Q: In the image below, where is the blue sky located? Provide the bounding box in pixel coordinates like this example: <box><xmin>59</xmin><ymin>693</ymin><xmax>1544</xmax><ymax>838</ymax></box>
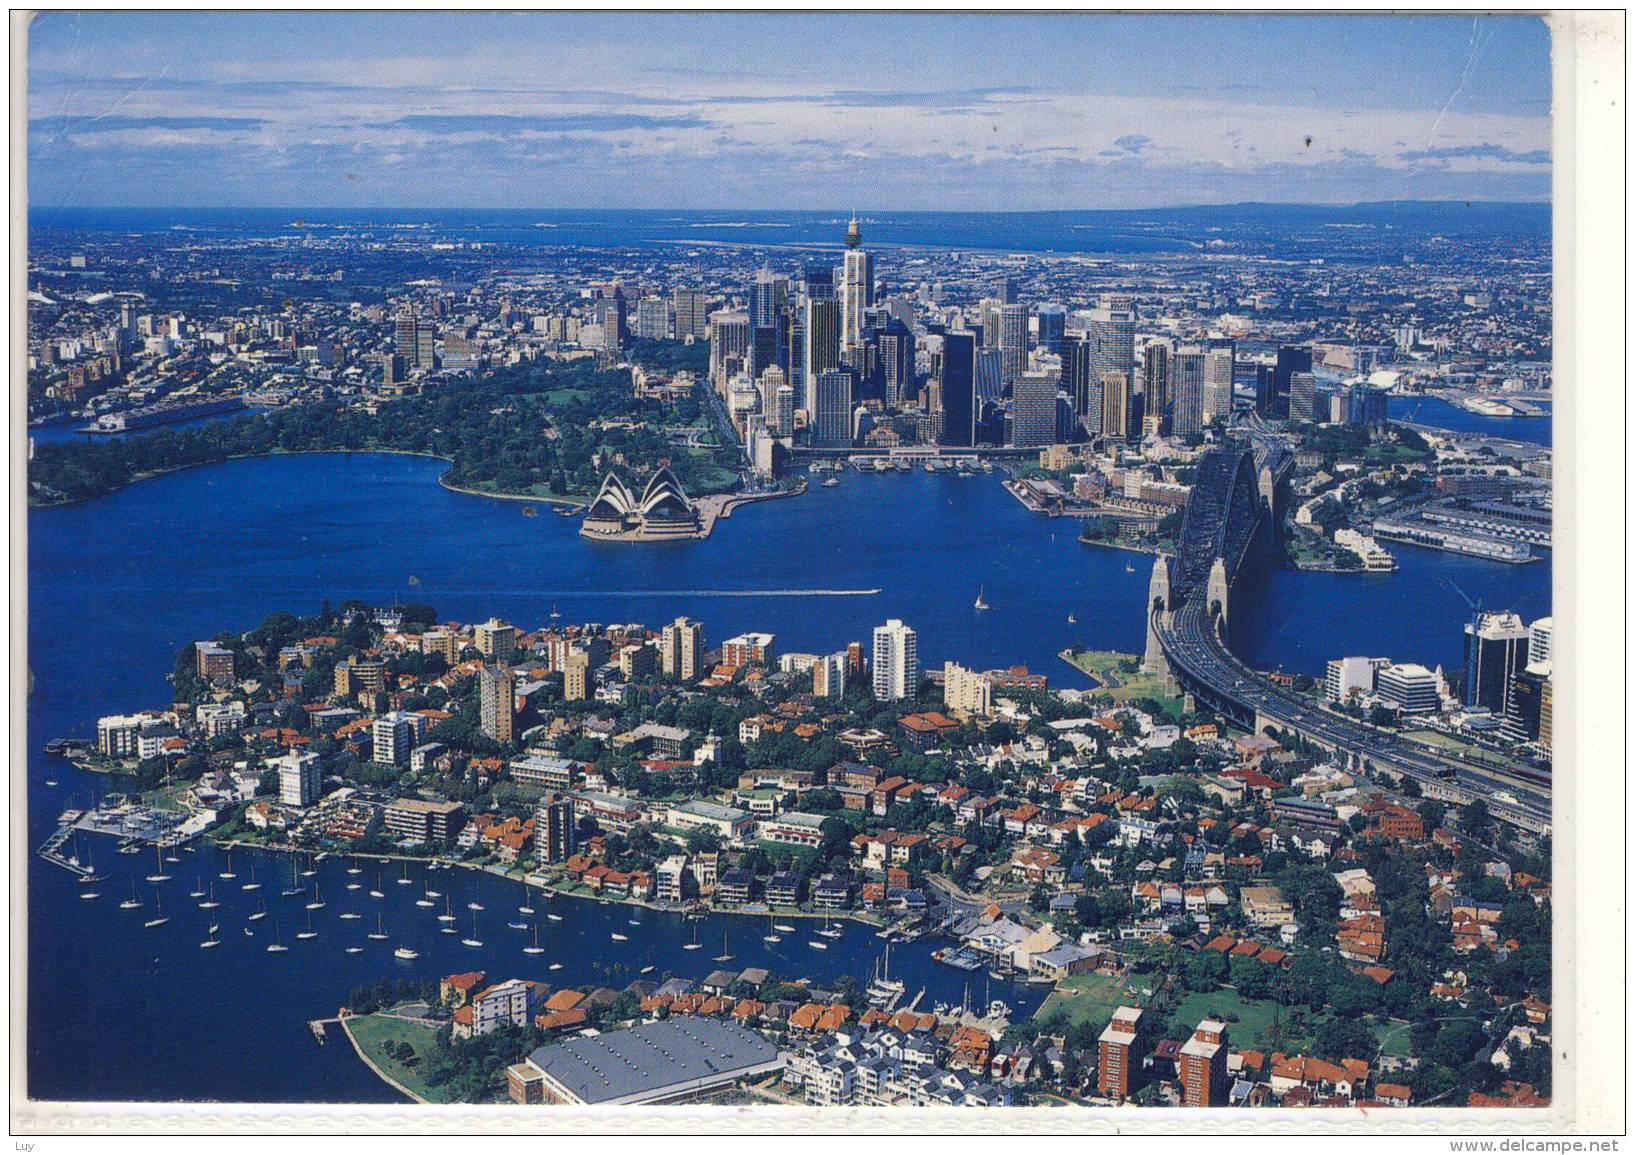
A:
<box><xmin>27</xmin><ymin>12</ymin><xmax>1553</xmax><ymax>210</ymax></box>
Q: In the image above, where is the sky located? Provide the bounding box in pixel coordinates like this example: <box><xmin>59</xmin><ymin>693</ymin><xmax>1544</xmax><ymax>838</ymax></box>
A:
<box><xmin>26</xmin><ymin>12</ymin><xmax>1554</xmax><ymax>211</ymax></box>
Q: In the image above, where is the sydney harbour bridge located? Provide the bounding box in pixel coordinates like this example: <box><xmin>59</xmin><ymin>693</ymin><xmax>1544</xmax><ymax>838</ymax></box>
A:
<box><xmin>1141</xmin><ymin>444</ymin><xmax>1551</xmax><ymax>835</ymax></box>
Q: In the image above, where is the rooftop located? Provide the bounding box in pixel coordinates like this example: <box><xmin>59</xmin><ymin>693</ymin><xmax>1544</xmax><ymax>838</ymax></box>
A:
<box><xmin>524</xmin><ymin>1016</ymin><xmax>781</xmax><ymax>1106</ymax></box>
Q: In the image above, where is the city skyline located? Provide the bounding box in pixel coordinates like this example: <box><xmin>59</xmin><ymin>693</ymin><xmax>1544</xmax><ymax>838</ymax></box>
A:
<box><xmin>28</xmin><ymin>12</ymin><xmax>1551</xmax><ymax>210</ymax></box>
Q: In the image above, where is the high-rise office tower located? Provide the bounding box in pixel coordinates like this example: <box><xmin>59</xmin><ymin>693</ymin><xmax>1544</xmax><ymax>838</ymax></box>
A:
<box><xmin>756</xmin><ymin>365</ymin><xmax>794</xmax><ymax>436</ymax></box>
<box><xmin>1010</xmin><ymin>370</ymin><xmax>1059</xmax><ymax>448</ymax></box>
<box><xmin>998</xmin><ymin>303</ymin><xmax>1029</xmax><ymax>387</ymax></box>
<box><xmin>396</xmin><ymin>310</ymin><xmax>424</xmax><ymax>370</ymax></box>
<box><xmin>1171</xmin><ymin>345</ymin><xmax>1206</xmax><ymax>436</ymax></box>
<box><xmin>749</xmin><ymin>324</ymin><xmax>780</xmax><ymax>379</ymax></box>
<box><xmin>635</xmin><ymin>295</ymin><xmax>670</xmax><ymax>340</ymax></box>
<box><xmin>840</xmin><ymin>215</ymin><xmax>875</xmax><ymax>364</ymax></box>
<box><xmin>937</xmin><ymin>331</ymin><xmax>977</xmax><ymax>447</ymax></box>
<box><xmin>1035</xmin><ymin>305</ymin><xmax>1067</xmax><ymax>356</ymax></box>
<box><xmin>1141</xmin><ymin>338</ymin><xmax>1173</xmax><ymax>433</ymax></box>
<box><xmin>1273</xmin><ymin>344</ymin><xmax>1314</xmax><ymax>418</ymax></box>
<box><xmin>660</xmin><ymin>617</ymin><xmax>705</xmax><ymax>682</ymax></box>
<box><xmin>1204</xmin><ymin>346</ymin><xmax>1235</xmax><ymax>424</ymax></box>
<box><xmin>1101</xmin><ymin>371</ymin><xmax>1131</xmax><ymax>441</ymax></box>
<box><xmin>878</xmin><ymin>319</ymin><xmax>915</xmax><ymax>407</ymax></box>
<box><xmin>993</xmin><ymin>275</ymin><xmax>1018</xmax><ymax>305</ymax></box>
<box><xmin>871</xmin><ymin>619</ymin><xmax>919</xmax><ymax>702</ymax></box>
<box><xmin>750</xmin><ymin>267</ymin><xmax>785</xmax><ymax>329</ymax></box>
<box><xmin>1288</xmin><ymin>371</ymin><xmax>1318</xmax><ymax>421</ymax></box>
<box><xmin>1061</xmin><ymin>333</ymin><xmax>1093</xmax><ymax>424</ymax></box>
<box><xmin>1464</xmin><ymin>611</ymin><xmax>1529</xmax><ymax>714</ymax></box>
<box><xmin>812</xmin><ymin>368</ymin><xmax>855</xmax><ymax>448</ymax></box>
<box><xmin>974</xmin><ymin>347</ymin><xmax>1005</xmax><ymax>405</ymax></box>
<box><xmin>709</xmin><ymin>312</ymin><xmax>752</xmax><ymax>393</ymax></box>
<box><xmin>1088</xmin><ymin>299</ymin><xmax>1136</xmax><ymax>396</ymax></box>
<box><xmin>803</xmin><ymin>297</ymin><xmax>842</xmax><ymax>413</ymax></box>
<box><xmin>479</xmin><ymin>664</ymin><xmax>514</xmax><ymax>743</ymax></box>
<box><xmin>672</xmin><ymin>288</ymin><xmax>712</xmax><ymax>340</ymax></box>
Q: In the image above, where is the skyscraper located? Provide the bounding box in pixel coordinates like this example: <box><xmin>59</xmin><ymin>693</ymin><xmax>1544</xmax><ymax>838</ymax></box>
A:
<box><xmin>709</xmin><ymin>312</ymin><xmax>752</xmax><ymax>393</ymax></box>
<box><xmin>479</xmin><ymin>664</ymin><xmax>514</xmax><ymax>743</ymax></box>
<box><xmin>1204</xmin><ymin>346</ymin><xmax>1235</xmax><ymax>424</ymax></box>
<box><xmin>1171</xmin><ymin>346</ymin><xmax>1206</xmax><ymax>436</ymax></box>
<box><xmin>1141</xmin><ymin>338</ymin><xmax>1172</xmax><ymax>432</ymax></box>
<box><xmin>1288</xmin><ymin>371</ymin><xmax>1318</xmax><ymax>421</ymax></box>
<box><xmin>937</xmin><ymin>331</ymin><xmax>977</xmax><ymax>447</ymax></box>
<box><xmin>672</xmin><ymin>288</ymin><xmax>712</xmax><ymax>340</ymax></box>
<box><xmin>1273</xmin><ymin>344</ymin><xmax>1314</xmax><ymax>418</ymax></box>
<box><xmin>1035</xmin><ymin>305</ymin><xmax>1067</xmax><ymax>355</ymax></box>
<box><xmin>871</xmin><ymin>619</ymin><xmax>919</xmax><ymax>702</ymax></box>
<box><xmin>812</xmin><ymin>368</ymin><xmax>855</xmax><ymax>448</ymax></box>
<box><xmin>1464</xmin><ymin>611</ymin><xmax>1529</xmax><ymax>714</ymax></box>
<box><xmin>660</xmin><ymin>617</ymin><xmax>705</xmax><ymax>682</ymax></box>
<box><xmin>1088</xmin><ymin>299</ymin><xmax>1136</xmax><ymax>396</ymax></box>
<box><xmin>635</xmin><ymin>296</ymin><xmax>670</xmax><ymax>341</ymax></box>
<box><xmin>1101</xmin><ymin>371</ymin><xmax>1131</xmax><ymax>442</ymax></box>
<box><xmin>1010</xmin><ymin>370</ymin><xmax>1059</xmax><ymax>448</ymax></box>
<box><xmin>563</xmin><ymin>649</ymin><xmax>591</xmax><ymax>702</ymax></box>
<box><xmin>877</xmin><ymin>318</ymin><xmax>915</xmax><ymax>407</ymax></box>
<box><xmin>1061</xmin><ymin>333</ymin><xmax>1095</xmax><ymax>428</ymax></box>
<box><xmin>997</xmin><ymin>303</ymin><xmax>1029</xmax><ymax>387</ymax></box>
<box><xmin>474</xmin><ymin>618</ymin><xmax>517</xmax><ymax>662</ymax></box>
<box><xmin>803</xmin><ymin>296</ymin><xmax>842</xmax><ymax>413</ymax></box>
<box><xmin>840</xmin><ymin>215</ymin><xmax>875</xmax><ymax>364</ymax></box>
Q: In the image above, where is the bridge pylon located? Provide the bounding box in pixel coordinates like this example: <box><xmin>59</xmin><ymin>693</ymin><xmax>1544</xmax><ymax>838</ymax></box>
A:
<box><xmin>1142</xmin><ymin>555</ymin><xmax>1173</xmax><ymax>686</ymax></box>
<box><xmin>1206</xmin><ymin>557</ymin><xmax>1231</xmax><ymax>629</ymax></box>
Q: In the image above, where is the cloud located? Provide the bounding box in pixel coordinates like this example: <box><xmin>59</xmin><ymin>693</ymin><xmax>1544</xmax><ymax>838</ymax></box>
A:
<box><xmin>1398</xmin><ymin>142</ymin><xmax>1549</xmax><ymax>164</ymax></box>
<box><xmin>820</xmin><ymin>86</ymin><xmax>1032</xmax><ymax>109</ymax></box>
<box><xmin>388</xmin><ymin>113</ymin><xmax>711</xmax><ymax>133</ymax></box>
<box><xmin>1109</xmin><ymin>133</ymin><xmax>1152</xmax><ymax>155</ymax></box>
<box><xmin>31</xmin><ymin>115</ymin><xmax>267</xmax><ymax>136</ymax></box>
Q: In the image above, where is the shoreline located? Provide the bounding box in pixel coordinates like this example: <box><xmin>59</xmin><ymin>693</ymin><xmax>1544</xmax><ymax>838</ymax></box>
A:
<box><xmin>211</xmin><ymin>838</ymin><xmax>887</xmax><ymax>927</ymax></box>
<box><xmin>30</xmin><ymin>445</ymin><xmax>761</xmax><ymax>516</ymax></box>
<box><xmin>335</xmin><ymin>1011</ymin><xmax>428</xmax><ymax>1105</ymax></box>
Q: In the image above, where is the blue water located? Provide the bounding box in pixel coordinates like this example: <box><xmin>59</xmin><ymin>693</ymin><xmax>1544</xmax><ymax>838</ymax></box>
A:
<box><xmin>1387</xmin><ymin>396</ymin><xmax>1554</xmax><ymax>447</ymax></box>
<box><xmin>27</xmin><ymin>453</ymin><xmax>1549</xmax><ymax>1101</ymax></box>
<box><xmin>28</xmin><ymin>203</ymin><xmax>1551</xmax><ymax>257</ymax></box>
<box><xmin>28</xmin><ymin>408</ymin><xmax>274</xmax><ymax>447</ymax></box>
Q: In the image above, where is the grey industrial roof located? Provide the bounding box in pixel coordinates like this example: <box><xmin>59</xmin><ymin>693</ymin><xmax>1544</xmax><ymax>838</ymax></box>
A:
<box><xmin>525</xmin><ymin>1017</ymin><xmax>781</xmax><ymax>1105</ymax></box>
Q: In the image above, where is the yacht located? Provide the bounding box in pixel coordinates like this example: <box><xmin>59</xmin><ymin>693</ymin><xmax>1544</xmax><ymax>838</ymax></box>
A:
<box><xmin>218</xmin><ymin>852</ymin><xmax>236</xmax><ymax>881</ymax></box>
<box><xmin>280</xmin><ymin>860</ymin><xmax>306</xmax><ymax>897</ymax></box>
<box><xmin>523</xmin><ymin>924</ymin><xmax>545</xmax><ymax>956</ymax></box>
<box><xmin>346</xmin><ymin>865</ymin><xmax>362</xmax><ymax>876</ymax></box>
<box><xmin>200</xmin><ymin>925</ymin><xmax>220</xmax><ymax>950</ymax></box>
<box><xmin>198</xmin><ymin>883</ymin><xmax>219</xmax><ymax>910</ymax></box>
<box><xmin>368</xmin><ymin>915</ymin><xmax>389</xmax><ymax>942</ymax></box>
<box><xmin>143</xmin><ymin>895</ymin><xmax>169</xmax><ymax>929</ymax></box>
<box><xmin>241</xmin><ymin>866</ymin><xmax>261</xmax><ymax>892</ymax></box>
<box><xmin>610</xmin><ymin>932</ymin><xmax>629</xmax><ymax>942</ymax></box>
<box><xmin>682</xmin><ymin>922</ymin><xmax>702</xmax><ymax>951</ymax></box>
<box><xmin>468</xmin><ymin>901</ymin><xmax>485</xmax><ymax>912</ymax></box>
<box><xmin>146</xmin><ymin>845</ymin><xmax>172</xmax><ymax>883</ymax></box>
<box><xmin>345</xmin><ymin>882</ymin><xmax>362</xmax><ymax>891</ymax></box>
<box><xmin>437</xmin><ymin>896</ymin><xmax>456</xmax><ymax>923</ymax></box>
<box><xmin>396</xmin><ymin>864</ymin><xmax>413</xmax><ymax>886</ymax></box>
<box><xmin>305</xmin><ymin>884</ymin><xmax>326</xmax><ymax>910</ymax></box>
<box><xmin>393</xmin><ymin>946</ymin><xmax>419</xmax><ymax>961</ymax></box>
<box><xmin>808</xmin><ymin>940</ymin><xmax>828</xmax><ymax>950</ymax></box>
<box><xmin>249</xmin><ymin>900</ymin><xmax>268</xmax><ymax>921</ymax></box>
<box><xmin>546</xmin><ymin>912</ymin><xmax>564</xmax><ymax>923</ymax></box>
<box><xmin>713</xmin><ymin>930</ymin><xmax>734</xmax><ymax>962</ymax></box>
<box><xmin>548</xmin><ymin>962</ymin><xmax>563</xmax><ymax>971</ymax></box>
<box><xmin>79</xmin><ymin>889</ymin><xmax>99</xmax><ymax>900</ymax></box>
<box><xmin>345</xmin><ymin>946</ymin><xmax>364</xmax><ymax>954</ymax></box>
<box><xmin>640</xmin><ymin>965</ymin><xmax>656</xmax><ymax>975</ymax></box>
<box><xmin>973</xmin><ymin>587</ymin><xmax>991</xmax><ymax>611</ymax></box>
<box><xmin>774</xmin><ymin>923</ymin><xmax>796</xmax><ymax>934</ymax></box>
<box><xmin>1068</xmin><ymin>612</ymin><xmax>1077</xmax><ymax>624</ymax></box>
<box><xmin>461</xmin><ymin>913</ymin><xmax>483</xmax><ymax>948</ymax></box>
<box><xmin>339</xmin><ymin>912</ymin><xmax>362</xmax><ymax>921</ymax></box>
<box><xmin>189</xmin><ymin>878</ymin><xmax>206</xmax><ymax>899</ymax></box>
<box><xmin>297</xmin><ymin>911</ymin><xmax>318</xmax><ymax>940</ymax></box>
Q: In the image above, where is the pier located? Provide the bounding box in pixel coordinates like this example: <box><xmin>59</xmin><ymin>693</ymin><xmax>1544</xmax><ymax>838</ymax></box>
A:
<box><xmin>37</xmin><ymin>824</ymin><xmax>92</xmax><ymax>876</ymax></box>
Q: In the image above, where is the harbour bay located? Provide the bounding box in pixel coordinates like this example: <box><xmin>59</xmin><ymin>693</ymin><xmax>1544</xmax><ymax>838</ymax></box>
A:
<box><xmin>26</xmin><ymin>451</ymin><xmax>1550</xmax><ymax>1102</ymax></box>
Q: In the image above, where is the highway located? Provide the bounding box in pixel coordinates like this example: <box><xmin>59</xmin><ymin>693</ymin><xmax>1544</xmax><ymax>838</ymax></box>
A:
<box><xmin>1155</xmin><ymin>598</ymin><xmax>1552</xmax><ymax>833</ymax></box>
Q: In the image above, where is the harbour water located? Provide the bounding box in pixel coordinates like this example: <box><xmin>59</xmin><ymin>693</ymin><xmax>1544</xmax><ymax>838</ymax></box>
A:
<box><xmin>26</xmin><ymin>451</ymin><xmax>1550</xmax><ymax>1101</ymax></box>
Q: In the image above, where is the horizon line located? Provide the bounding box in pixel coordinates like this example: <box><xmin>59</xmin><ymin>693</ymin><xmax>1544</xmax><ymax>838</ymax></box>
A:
<box><xmin>31</xmin><ymin>197</ymin><xmax>1553</xmax><ymax>214</ymax></box>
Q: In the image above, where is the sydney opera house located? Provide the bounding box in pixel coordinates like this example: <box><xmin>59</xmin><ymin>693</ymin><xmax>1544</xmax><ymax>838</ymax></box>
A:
<box><xmin>580</xmin><ymin>467</ymin><xmax>703</xmax><ymax>540</ymax></box>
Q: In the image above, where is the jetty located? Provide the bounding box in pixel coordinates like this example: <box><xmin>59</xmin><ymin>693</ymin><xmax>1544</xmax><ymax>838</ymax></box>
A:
<box><xmin>37</xmin><ymin>823</ymin><xmax>92</xmax><ymax>876</ymax></box>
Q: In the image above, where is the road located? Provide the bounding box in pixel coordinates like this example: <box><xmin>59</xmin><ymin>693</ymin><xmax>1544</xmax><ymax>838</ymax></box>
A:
<box><xmin>1155</xmin><ymin>599</ymin><xmax>1551</xmax><ymax>832</ymax></box>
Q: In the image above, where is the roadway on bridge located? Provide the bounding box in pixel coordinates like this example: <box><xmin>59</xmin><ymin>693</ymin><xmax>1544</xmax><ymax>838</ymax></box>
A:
<box><xmin>1156</xmin><ymin>600</ymin><xmax>1551</xmax><ymax>831</ymax></box>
